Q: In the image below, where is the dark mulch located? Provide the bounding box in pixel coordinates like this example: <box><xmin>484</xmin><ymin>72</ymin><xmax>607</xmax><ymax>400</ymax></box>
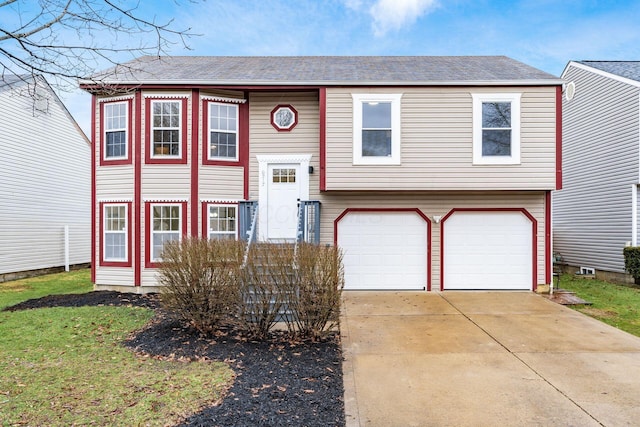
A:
<box><xmin>4</xmin><ymin>291</ymin><xmax>345</xmax><ymax>427</ymax></box>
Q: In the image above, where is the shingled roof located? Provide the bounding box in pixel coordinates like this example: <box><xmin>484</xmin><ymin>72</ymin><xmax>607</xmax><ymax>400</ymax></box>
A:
<box><xmin>578</xmin><ymin>61</ymin><xmax>640</xmax><ymax>83</ymax></box>
<box><xmin>81</xmin><ymin>56</ymin><xmax>561</xmax><ymax>87</ymax></box>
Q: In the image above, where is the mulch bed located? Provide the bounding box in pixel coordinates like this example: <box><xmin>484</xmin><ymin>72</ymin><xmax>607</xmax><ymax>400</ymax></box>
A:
<box><xmin>4</xmin><ymin>291</ymin><xmax>345</xmax><ymax>427</ymax></box>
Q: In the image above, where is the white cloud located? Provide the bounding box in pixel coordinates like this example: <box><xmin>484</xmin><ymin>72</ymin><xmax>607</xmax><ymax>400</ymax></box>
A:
<box><xmin>370</xmin><ymin>0</ymin><xmax>438</xmax><ymax>36</ymax></box>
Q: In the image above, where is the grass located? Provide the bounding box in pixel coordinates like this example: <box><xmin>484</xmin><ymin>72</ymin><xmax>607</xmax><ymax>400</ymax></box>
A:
<box><xmin>0</xmin><ymin>271</ymin><xmax>235</xmax><ymax>426</ymax></box>
<box><xmin>559</xmin><ymin>274</ymin><xmax>640</xmax><ymax>337</ymax></box>
<box><xmin>0</xmin><ymin>269</ymin><xmax>93</xmax><ymax>310</ymax></box>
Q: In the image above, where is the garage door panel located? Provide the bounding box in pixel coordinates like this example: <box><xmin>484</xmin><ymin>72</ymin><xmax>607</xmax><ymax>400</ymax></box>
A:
<box><xmin>444</xmin><ymin>211</ymin><xmax>532</xmax><ymax>290</ymax></box>
<box><xmin>338</xmin><ymin>212</ymin><xmax>428</xmax><ymax>290</ymax></box>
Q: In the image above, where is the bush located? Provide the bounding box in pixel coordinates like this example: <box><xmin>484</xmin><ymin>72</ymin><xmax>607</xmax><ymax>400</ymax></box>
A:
<box><xmin>158</xmin><ymin>238</ymin><xmax>345</xmax><ymax>341</ymax></box>
<box><xmin>237</xmin><ymin>243</ymin><xmax>296</xmax><ymax>339</ymax></box>
<box><xmin>286</xmin><ymin>243</ymin><xmax>344</xmax><ymax>341</ymax></box>
<box><xmin>624</xmin><ymin>246</ymin><xmax>640</xmax><ymax>284</ymax></box>
<box><xmin>158</xmin><ymin>237</ymin><xmax>244</xmax><ymax>335</ymax></box>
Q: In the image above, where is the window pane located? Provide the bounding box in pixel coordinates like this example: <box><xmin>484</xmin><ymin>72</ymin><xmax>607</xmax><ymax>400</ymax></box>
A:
<box><xmin>482</xmin><ymin>130</ymin><xmax>512</xmax><ymax>156</ymax></box>
<box><xmin>209</xmin><ymin>206</ymin><xmax>237</xmax><ymax>239</ymax></box>
<box><xmin>106</xmin><ymin>131</ymin><xmax>126</xmax><ymax>157</ymax></box>
<box><xmin>105</xmin><ymin>233</ymin><xmax>125</xmax><ymax>259</ymax></box>
<box><xmin>362</xmin><ymin>130</ymin><xmax>392</xmax><ymax>156</ymax></box>
<box><xmin>482</xmin><ymin>102</ymin><xmax>511</xmax><ymax>128</ymax></box>
<box><xmin>362</xmin><ymin>102</ymin><xmax>392</xmax><ymax>128</ymax></box>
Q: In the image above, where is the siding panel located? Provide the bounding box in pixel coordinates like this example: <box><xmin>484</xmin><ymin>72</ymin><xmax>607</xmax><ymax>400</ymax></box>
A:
<box><xmin>0</xmin><ymin>80</ymin><xmax>91</xmax><ymax>276</ymax></box>
<box><xmin>325</xmin><ymin>86</ymin><xmax>557</xmax><ymax>191</ymax></box>
<box><xmin>318</xmin><ymin>191</ymin><xmax>547</xmax><ymax>288</ymax></box>
<box><xmin>553</xmin><ymin>65</ymin><xmax>640</xmax><ymax>273</ymax></box>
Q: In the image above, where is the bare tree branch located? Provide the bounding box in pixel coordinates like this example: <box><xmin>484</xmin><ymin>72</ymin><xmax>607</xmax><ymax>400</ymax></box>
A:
<box><xmin>0</xmin><ymin>0</ymin><xmax>199</xmax><ymax>93</ymax></box>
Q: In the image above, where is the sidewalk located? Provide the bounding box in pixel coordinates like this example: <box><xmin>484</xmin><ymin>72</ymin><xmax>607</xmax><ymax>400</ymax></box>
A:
<box><xmin>341</xmin><ymin>291</ymin><xmax>640</xmax><ymax>426</ymax></box>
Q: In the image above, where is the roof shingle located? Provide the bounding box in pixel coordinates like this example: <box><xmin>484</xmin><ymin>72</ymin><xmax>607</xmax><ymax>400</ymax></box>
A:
<box><xmin>82</xmin><ymin>56</ymin><xmax>560</xmax><ymax>86</ymax></box>
<box><xmin>578</xmin><ymin>61</ymin><xmax>640</xmax><ymax>82</ymax></box>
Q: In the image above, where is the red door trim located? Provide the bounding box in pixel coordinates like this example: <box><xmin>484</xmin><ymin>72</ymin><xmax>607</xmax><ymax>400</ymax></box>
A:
<box><xmin>439</xmin><ymin>208</ymin><xmax>538</xmax><ymax>291</ymax></box>
<box><xmin>333</xmin><ymin>208</ymin><xmax>432</xmax><ymax>291</ymax></box>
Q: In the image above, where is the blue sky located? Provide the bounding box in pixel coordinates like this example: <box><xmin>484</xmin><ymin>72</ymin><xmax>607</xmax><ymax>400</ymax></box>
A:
<box><xmin>53</xmin><ymin>0</ymin><xmax>640</xmax><ymax>135</ymax></box>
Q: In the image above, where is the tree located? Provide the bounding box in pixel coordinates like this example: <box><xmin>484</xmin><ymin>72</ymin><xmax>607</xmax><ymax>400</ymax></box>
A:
<box><xmin>0</xmin><ymin>0</ymin><xmax>196</xmax><ymax>92</ymax></box>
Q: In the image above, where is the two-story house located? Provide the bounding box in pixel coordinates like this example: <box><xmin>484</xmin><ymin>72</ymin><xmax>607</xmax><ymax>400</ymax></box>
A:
<box><xmin>80</xmin><ymin>56</ymin><xmax>562</xmax><ymax>293</ymax></box>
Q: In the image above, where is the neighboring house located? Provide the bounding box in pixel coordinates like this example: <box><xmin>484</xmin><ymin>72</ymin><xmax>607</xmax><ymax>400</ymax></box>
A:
<box><xmin>554</xmin><ymin>61</ymin><xmax>640</xmax><ymax>283</ymax></box>
<box><xmin>0</xmin><ymin>75</ymin><xmax>91</xmax><ymax>282</ymax></box>
<box><xmin>79</xmin><ymin>56</ymin><xmax>562</xmax><ymax>293</ymax></box>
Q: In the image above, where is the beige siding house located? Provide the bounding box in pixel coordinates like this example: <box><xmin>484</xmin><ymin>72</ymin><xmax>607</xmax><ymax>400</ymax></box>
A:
<box><xmin>81</xmin><ymin>56</ymin><xmax>562</xmax><ymax>292</ymax></box>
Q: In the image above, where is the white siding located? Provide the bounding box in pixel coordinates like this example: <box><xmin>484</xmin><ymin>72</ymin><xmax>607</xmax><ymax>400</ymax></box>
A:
<box><xmin>325</xmin><ymin>86</ymin><xmax>557</xmax><ymax>191</ymax></box>
<box><xmin>554</xmin><ymin>65</ymin><xmax>640</xmax><ymax>273</ymax></box>
<box><xmin>0</xmin><ymin>79</ymin><xmax>91</xmax><ymax>275</ymax></box>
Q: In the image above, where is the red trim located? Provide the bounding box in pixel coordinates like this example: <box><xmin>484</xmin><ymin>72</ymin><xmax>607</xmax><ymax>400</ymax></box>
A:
<box><xmin>99</xmin><ymin>202</ymin><xmax>133</xmax><ymax>267</ymax></box>
<box><xmin>242</xmin><ymin>93</ymin><xmax>250</xmax><ymax>199</ymax></box>
<box><xmin>90</xmin><ymin>95</ymin><xmax>96</xmax><ymax>284</ymax></box>
<box><xmin>144</xmin><ymin>97</ymin><xmax>188</xmax><ymax>164</ymax></box>
<box><xmin>556</xmin><ymin>86</ymin><xmax>563</xmax><ymax>190</ymax></box>
<box><xmin>270</xmin><ymin>104</ymin><xmax>298</xmax><ymax>131</ymax></box>
<box><xmin>191</xmin><ymin>89</ymin><xmax>200</xmax><ymax>237</ymax></box>
<box><xmin>99</xmin><ymin>98</ymin><xmax>133</xmax><ymax>166</ymax></box>
<box><xmin>319</xmin><ymin>88</ymin><xmax>326</xmax><ymax>192</ymax></box>
<box><xmin>134</xmin><ymin>92</ymin><xmax>142</xmax><ymax>286</ymax></box>
<box><xmin>144</xmin><ymin>201</ymin><xmax>188</xmax><ymax>269</ymax></box>
<box><xmin>202</xmin><ymin>98</ymin><xmax>243</xmax><ymax>167</ymax></box>
<box><xmin>333</xmin><ymin>208</ymin><xmax>432</xmax><ymax>291</ymax></box>
<box><xmin>439</xmin><ymin>208</ymin><xmax>538</xmax><ymax>291</ymax></box>
<box><xmin>545</xmin><ymin>191</ymin><xmax>552</xmax><ymax>285</ymax></box>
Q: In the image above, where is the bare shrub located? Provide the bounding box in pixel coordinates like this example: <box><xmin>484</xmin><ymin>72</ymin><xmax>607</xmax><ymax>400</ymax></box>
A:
<box><xmin>286</xmin><ymin>243</ymin><xmax>344</xmax><ymax>340</ymax></box>
<box><xmin>158</xmin><ymin>237</ymin><xmax>244</xmax><ymax>335</ymax></box>
<box><xmin>237</xmin><ymin>243</ymin><xmax>296</xmax><ymax>339</ymax></box>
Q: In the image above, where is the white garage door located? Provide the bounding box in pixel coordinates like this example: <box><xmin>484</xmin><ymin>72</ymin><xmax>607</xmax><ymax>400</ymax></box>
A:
<box><xmin>337</xmin><ymin>211</ymin><xmax>428</xmax><ymax>290</ymax></box>
<box><xmin>443</xmin><ymin>211</ymin><xmax>533</xmax><ymax>290</ymax></box>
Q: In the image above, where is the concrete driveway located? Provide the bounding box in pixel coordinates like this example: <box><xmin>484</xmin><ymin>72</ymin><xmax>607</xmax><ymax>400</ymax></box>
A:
<box><xmin>340</xmin><ymin>291</ymin><xmax>640</xmax><ymax>427</ymax></box>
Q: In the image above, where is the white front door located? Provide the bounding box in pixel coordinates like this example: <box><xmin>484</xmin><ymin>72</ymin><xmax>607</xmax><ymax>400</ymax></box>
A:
<box><xmin>257</xmin><ymin>154</ymin><xmax>311</xmax><ymax>242</ymax></box>
<box><xmin>266</xmin><ymin>164</ymin><xmax>300</xmax><ymax>240</ymax></box>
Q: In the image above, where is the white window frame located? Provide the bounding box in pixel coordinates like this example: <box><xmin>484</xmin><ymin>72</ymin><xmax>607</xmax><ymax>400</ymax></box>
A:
<box><xmin>208</xmin><ymin>102</ymin><xmax>239</xmax><ymax>161</ymax></box>
<box><xmin>352</xmin><ymin>93</ymin><xmax>402</xmax><ymax>165</ymax></box>
<box><xmin>208</xmin><ymin>204</ymin><xmax>238</xmax><ymax>240</ymax></box>
<box><xmin>472</xmin><ymin>93</ymin><xmax>521</xmax><ymax>165</ymax></box>
<box><xmin>151</xmin><ymin>203</ymin><xmax>182</xmax><ymax>262</ymax></box>
<box><xmin>103</xmin><ymin>101</ymin><xmax>128</xmax><ymax>160</ymax></box>
<box><xmin>150</xmin><ymin>100</ymin><xmax>182</xmax><ymax>158</ymax></box>
<box><xmin>103</xmin><ymin>204</ymin><xmax>128</xmax><ymax>262</ymax></box>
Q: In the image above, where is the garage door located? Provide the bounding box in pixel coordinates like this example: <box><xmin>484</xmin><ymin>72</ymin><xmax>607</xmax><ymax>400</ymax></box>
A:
<box><xmin>337</xmin><ymin>211</ymin><xmax>428</xmax><ymax>290</ymax></box>
<box><xmin>443</xmin><ymin>211</ymin><xmax>533</xmax><ymax>290</ymax></box>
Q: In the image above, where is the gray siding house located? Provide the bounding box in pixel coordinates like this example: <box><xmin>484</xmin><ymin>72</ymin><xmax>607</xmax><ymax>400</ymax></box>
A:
<box><xmin>80</xmin><ymin>56</ymin><xmax>562</xmax><ymax>293</ymax></box>
<box><xmin>0</xmin><ymin>75</ymin><xmax>91</xmax><ymax>281</ymax></box>
<box><xmin>554</xmin><ymin>61</ymin><xmax>640</xmax><ymax>282</ymax></box>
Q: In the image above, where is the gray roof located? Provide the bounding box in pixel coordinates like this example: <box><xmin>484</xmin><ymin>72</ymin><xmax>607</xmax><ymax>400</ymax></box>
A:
<box><xmin>578</xmin><ymin>61</ymin><xmax>640</xmax><ymax>82</ymax></box>
<box><xmin>82</xmin><ymin>56</ymin><xmax>561</xmax><ymax>87</ymax></box>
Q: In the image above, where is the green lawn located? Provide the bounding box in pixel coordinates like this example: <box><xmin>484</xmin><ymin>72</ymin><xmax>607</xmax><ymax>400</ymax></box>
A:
<box><xmin>0</xmin><ymin>271</ymin><xmax>234</xmax><ymax>426</ymax></box>
<box><xmin>0</xmin><ymin>269</ymin><xmax>93</xmax><ymax>310</ymax></box>
<box><xmin>559</xmin><ymin>274</ymin><xmax>640</xmax><ymax>337</ymax></box>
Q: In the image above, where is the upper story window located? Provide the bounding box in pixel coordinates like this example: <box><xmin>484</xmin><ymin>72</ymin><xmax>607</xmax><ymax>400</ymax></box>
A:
<box><xmin>352</xmin><ymin>94</ymin><xmax>402</xmax><ymax>165</ymax></box>
<box><xmin>152</xmin><ymin>100</ymin><xmax>181</xmax><ymax>157</ymax></box>
<box><xmin>100</xmin><ymin>98</ymin><xmax>132</xmax><ymax>165</ymax></box>
<box><xmin>472</xmin><ymin>93</ymin><xmax>521</xmax><ymax>165</ymax></box>
<box><xmin>145</xmin><ymin>96</ymin><xmax>188</xmax><ymax>164</ymax></box>
<box><xmin>208</xmin><ymin>102</ymin><xmax>238</xmax><ymax>161</ymax></box>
